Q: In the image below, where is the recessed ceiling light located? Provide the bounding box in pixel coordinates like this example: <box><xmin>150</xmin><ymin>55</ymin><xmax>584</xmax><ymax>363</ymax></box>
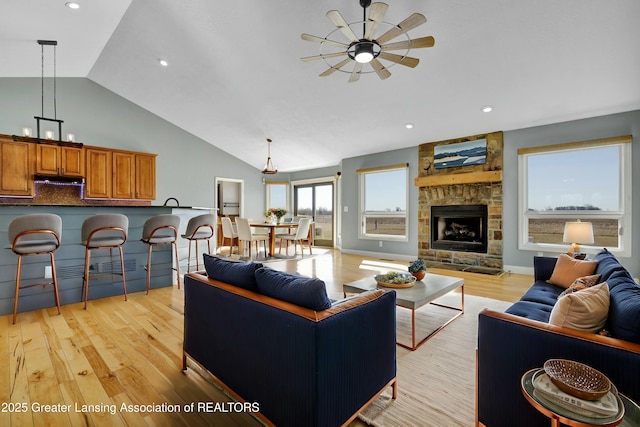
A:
<box><xmin>158</xmin><ymin>58</ymin><xmax>168</xmax><ymax>67</ymax></box>
<box><xmin>482</xmin><ymin>105</ymin><xmax>493</xmax><ymax>113</ymax></box>
<box><xmin>405</xmin><ymin>123</ymin><xmax>414</xmax><ymax>129</ymax></box>
<box><xmin>65</xmin><ymin>2</ymin><xmax>80</xmax><ymax>9</ymax></box>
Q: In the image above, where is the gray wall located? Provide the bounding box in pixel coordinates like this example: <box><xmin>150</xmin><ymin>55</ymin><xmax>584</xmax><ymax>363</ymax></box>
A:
<box><xmin>340</xmin><ymin>146</ymin><xmax>419</xmax><ymax>259</ymax></box>
<box><xmin>503</xmin><ymin>110</ymin><xmax>640</xmax><ymax>276</ymax></box>
<box><xmin>0</xmin><ymin>77</ymin><xmax>265</xmax><ymax>215</ymax></box>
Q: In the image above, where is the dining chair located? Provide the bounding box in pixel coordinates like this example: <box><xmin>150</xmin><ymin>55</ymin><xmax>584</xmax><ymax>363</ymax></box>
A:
<box><xmin>8</xmin><ymin>213</ymin><xmax>62</xmax><ymax>323</ymax></box>
<box><xmin>235</xmin><ymin>217</ymin><xmax>268</xmax><ymax>259</ymax></box>
<box><xmin>277</xmin><ymin>217</ymin><xmax>313</xmax><ymax>256</ymax></box>
<box><xmin>220</xmin><ymin>216</ymin><xmax>239</xmax><ymax>255</ymax></box>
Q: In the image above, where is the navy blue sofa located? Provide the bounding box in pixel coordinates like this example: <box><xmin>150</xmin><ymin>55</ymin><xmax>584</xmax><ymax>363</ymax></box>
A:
<box><xmin>183</xmin><ymin>265</ymin><xmax>397</xmax><ymax>427</ymax></box>
<box><xmin>477</xmin><ymin>249</ymin><xmax>640</xmax><ymax>427</ymax></box>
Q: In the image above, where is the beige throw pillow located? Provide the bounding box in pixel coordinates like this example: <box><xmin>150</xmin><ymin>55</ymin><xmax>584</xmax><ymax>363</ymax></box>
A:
<box><xmin>549</xmin><ymin>282</ymin><xmax>610</xmax><ymax>333</ymax></box>
<box><xmin>547</xmin><ymin>254</ymin><xmax>598</xmax><ymax>288</ymax></box>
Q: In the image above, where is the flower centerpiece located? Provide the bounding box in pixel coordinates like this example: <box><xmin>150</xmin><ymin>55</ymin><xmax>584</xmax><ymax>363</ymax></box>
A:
<box><xmin>408</xmin><ymin>258</ymin><xmax>427</xmax><ymax>280</ymax></box>
<box><xmin>265</xmin><ymin>208</ymin><xmax>287</xmax><ymax>224</ymax></box>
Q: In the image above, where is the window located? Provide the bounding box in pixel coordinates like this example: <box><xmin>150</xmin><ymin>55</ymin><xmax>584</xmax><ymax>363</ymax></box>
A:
<box><xmin>358</xmin><ymin>163</ymin><xmax>408</xmax><ymax>241</ymax></box>
<box><xmin>518</xmin><ymin>135</ymin><xmax>632</xmax><ymax>256</ymax></box>
<box><xmin>266</xmin><ymin>182</ymin><xmax>288</xmax><ymax>210</ymax></box>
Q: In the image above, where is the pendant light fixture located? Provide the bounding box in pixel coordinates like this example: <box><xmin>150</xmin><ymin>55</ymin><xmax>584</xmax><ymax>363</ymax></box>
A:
<box><xmin>34</xmin><ymin>39</ymin><xmax>64</xmax><ymax>142</ymax></box>
<box><xmin>261</xmin><ymin>138</ymin><xmax>278</xmax><ymax>175</ymax></box>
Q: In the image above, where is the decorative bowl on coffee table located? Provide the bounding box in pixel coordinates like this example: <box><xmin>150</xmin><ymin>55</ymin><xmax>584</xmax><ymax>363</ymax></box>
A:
<box><xmin>375</xmin><ymin>272</ymin><xmax>417</xmax><ymax>289</ymax></box>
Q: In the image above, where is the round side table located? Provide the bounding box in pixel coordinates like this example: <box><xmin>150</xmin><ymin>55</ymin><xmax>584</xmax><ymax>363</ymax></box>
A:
<box><xmin>520</xmin><ymin>369</ymin><xmax>640</xmax><ymax>427</ymax></box>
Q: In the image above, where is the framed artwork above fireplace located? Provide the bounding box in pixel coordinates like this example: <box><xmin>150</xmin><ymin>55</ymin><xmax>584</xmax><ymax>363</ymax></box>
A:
<box><xmin>434</xmin><ymin>139</ymin><xmax>487</xmax><ymax>169</ymax></box>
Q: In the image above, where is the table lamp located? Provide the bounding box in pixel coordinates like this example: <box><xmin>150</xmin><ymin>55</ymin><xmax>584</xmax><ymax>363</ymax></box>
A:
<box><xmin>563</xmin><ymin>220</ymin><xmax>594</xmax><ymax>257</ymax></box>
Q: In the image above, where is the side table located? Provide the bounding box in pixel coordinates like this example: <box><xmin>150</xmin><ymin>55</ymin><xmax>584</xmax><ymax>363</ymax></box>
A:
<box><xmin>521</xmin><ymin>369</ymin><xmax>640</xmax><ymax>427</ymax></box>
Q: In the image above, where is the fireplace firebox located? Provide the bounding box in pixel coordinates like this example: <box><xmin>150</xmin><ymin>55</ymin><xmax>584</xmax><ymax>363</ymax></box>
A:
<box><xmin>431</xmin><ymin>204</ymin><xmax>488</xmax><ymax>253</ymax></box>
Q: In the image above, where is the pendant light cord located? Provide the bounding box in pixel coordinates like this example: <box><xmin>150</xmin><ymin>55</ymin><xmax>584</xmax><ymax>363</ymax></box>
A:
<box><xmin>53</xmin><ymin>44</ymin><xmax>57</xmax><ymax>120</ymax></box>
<box><xmin>40</xmin><ymin>42</ymin><xmax>58</xmax><ymax>119</ymax></box>
<box><xmin>41</xmin><ymin>43</ymin><xmax>44</xmax><ymax>117</ymax></box>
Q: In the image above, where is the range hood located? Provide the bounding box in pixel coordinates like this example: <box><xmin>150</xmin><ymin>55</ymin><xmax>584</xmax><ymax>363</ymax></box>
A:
<box><xmin>34</xmin><ymin>174</ymin><xmax>85</xmax><ymax>184</ymax></box>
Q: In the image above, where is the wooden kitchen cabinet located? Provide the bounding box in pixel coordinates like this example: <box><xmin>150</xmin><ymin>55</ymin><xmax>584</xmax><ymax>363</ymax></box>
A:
<box><xmin>135</xmin><ymin>153</ymin><xmax>156</xmax><ymax>200</ymax></box>
<box><xmin>112</xmin><ymin>151</ymin><xmax>135</xmax><ymax>199</ymax></box>
<box><xmin>36</xmin><ymin>144</ymin><xmax>84</xmax><ymax>177</ymax></box>
<box><xmin>85</xmin><ymin>147</ymin><xmax>112</xmax><ymax>199</ymax></box>
<box><xmin>0</xmin><ymin>138</ymin><xmax>34</xmax><ymax>196</ymax></box>
<box><xmin>85</xmin><ymin>147</ymin><xmax>156</xmax><ymax>200</ymax></box>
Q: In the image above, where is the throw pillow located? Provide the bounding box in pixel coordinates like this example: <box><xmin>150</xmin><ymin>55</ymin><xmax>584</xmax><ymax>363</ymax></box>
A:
<box><xmin>558</xmin><ymin>274</ymin><xmax>602</xmax><ymax>298</ymax></box>
<box><xmin>255</xmin><ymin>267</ymin><xmax>332</xmax><ymax>311</ymax></box>
<box><xmin>547</xmin><ymin>254</ymin><xmax>598</xmax><ymax>288</ymax></box>
<box><xmin>202</xmin><ymin>253</ymin><xmax>263</xmax><ymax>292</ymax></box>
<box><xmin>549</xmin><ymin>282</ymin><xmax>610</xmax><ymax>333</ymax></box>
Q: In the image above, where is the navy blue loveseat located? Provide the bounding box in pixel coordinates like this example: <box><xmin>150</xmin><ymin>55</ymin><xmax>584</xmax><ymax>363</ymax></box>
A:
<box><xmin>477</xmin><ymin>249</ymin><xmax>640</xmax><ymax>427</ymax></box>
<box><xmin>182</xmin><ymin>255</ymin><xmax>397</xmax><ymax>427</ymax></box>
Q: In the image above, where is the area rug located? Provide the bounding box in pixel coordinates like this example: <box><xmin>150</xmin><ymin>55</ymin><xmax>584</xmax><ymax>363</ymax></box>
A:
<box><xmin>358</xmin><ymin>293</ymin><xmax>511</xmax><ymax>427</ymax></box>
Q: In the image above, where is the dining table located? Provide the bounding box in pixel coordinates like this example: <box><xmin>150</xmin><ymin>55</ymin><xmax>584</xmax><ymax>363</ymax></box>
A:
<box><xmin>250</xmin><ymin>222</ymin><xmax>299</xmax><ymax>257</ymax></box>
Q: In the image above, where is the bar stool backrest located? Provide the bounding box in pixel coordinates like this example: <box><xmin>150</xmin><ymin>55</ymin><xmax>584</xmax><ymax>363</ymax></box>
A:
<box><xmin>82</xmin><ymin>214</ymin><xmax>128</xmax><ymax>248</ymax></box>
<box><xmin>142</xmin><ymin>214</ymin><xmax>180</xmax><ymax>242</ymax></box>
<box><xmin>183</xmin><ymin>214</ymin><xmax>215</xmax><ymax>240</ymax></box>
<box><xmin>8</xmin><ymin>213</ymin><xmax>62</xmax><ymax>251</ymax></box>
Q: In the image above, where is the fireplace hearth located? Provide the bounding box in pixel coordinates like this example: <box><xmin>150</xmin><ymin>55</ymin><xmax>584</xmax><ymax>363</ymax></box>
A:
<box><xmin>431</xmin><ymin>204</ymin><xmax>488</xmax><ymax>253</ymax></box>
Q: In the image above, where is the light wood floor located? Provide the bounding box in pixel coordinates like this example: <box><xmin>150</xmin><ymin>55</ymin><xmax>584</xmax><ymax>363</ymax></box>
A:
<box><xmin>1</xmin><ymin>249</ymin><xmax>532</xmax><ymax>426</ymax></box>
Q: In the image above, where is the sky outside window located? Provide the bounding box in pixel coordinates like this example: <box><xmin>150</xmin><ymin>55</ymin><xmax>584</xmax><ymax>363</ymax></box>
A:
<box><xmin>526</xmin><ymin>146</ymin><xmax>620</xmax><ymax>211</ymax></box>
<box><xmin>365</xmin><ymin>169</ymin><xmax>407</xmax><ymax>212</ymax></box>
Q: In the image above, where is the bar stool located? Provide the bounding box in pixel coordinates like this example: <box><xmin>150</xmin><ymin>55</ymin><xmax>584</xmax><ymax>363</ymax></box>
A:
<box><xmin>8</xmin><ymin>214</ymin><xmax>62</xmax><ymax>324</ymax></box>
<box><xmin>141</xmin><ymin>214</ymin><xmax>181</xmax><ymax>293</ymax></box>
<box><xmin>182</xmin><ymin>213</ymin><xmax>215</xmax><ymax>272</ymax></box>
<box><xmin>81</xmin><ymin>214</ymin><xmax>128</xmax><ymax>309</ymax></box>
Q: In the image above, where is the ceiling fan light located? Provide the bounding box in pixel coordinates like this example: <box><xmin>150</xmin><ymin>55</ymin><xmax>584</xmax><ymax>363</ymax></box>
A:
<box><xmin>354</xmin><ymin>42</ymin><xmax>374</xmax><ymax>63</ymax></box>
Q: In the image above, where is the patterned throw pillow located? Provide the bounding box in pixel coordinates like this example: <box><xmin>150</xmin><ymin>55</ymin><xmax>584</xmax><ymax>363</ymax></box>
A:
<box><xmin>558</xmin><ymin>274</ymin><xmax>602</xmax><ymax>298</ymax></box>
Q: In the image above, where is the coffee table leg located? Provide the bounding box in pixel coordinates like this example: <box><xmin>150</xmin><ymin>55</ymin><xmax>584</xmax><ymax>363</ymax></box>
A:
<box><xmin>398</xmin><ymin>285</ymin><xmax>465</xmax><ymax>351</ymax></box>
<box><xmin>412</xmin><ymin>308</ymin><xmax>416</xmax><ymax>350</ymax></box>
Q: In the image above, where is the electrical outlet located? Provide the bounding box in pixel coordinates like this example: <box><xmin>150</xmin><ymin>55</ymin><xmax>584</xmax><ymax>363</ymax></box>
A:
<box><xmin>44</xmin><ymin>266</ymin><xmax>52</xmax><ymax>279</ymax></box>
<box><xmin>379</xmin><ymin>241</ymin><xmax>383</xmax><ymax>247</ymax></box>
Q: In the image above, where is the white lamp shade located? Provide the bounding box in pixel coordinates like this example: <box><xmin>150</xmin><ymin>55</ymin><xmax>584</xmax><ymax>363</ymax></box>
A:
<box><xmin>563</xmin><ymin>220</ymin><xmax>594</xmax><ymax>244</ymax></box>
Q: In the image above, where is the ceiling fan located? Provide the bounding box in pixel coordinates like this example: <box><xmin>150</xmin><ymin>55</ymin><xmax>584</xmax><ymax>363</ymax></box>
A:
<box><xmin>301</xmin><ymin>0</ymin><xmax>435</xmax><ymax>82</ymax></box>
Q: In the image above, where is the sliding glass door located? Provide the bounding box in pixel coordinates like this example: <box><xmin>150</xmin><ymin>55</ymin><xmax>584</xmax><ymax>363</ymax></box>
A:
<box><xmin>294</xmin><ymin>182</ymin><xmax>333</xmax><ymax>247</ymax></box>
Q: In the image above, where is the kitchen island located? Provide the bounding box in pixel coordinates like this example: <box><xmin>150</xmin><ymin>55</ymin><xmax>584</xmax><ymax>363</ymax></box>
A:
<box><xmin>0</xmin><ymin>205</ymin><xmax>216</xmax><ymax>318</ymax></box>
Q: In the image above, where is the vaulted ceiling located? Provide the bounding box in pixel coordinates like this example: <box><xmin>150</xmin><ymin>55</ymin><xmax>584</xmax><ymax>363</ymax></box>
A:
<box><xmin>2</xmin><ymin>0</ymin><xmax>639</xmax><ymax>172</ymax></box>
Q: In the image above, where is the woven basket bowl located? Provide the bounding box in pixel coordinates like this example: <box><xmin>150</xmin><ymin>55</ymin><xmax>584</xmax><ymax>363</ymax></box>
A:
<box><xmin>543</xmin><ymin>359</ymin><xmax>611</xmax><ymax>401</ymax></box>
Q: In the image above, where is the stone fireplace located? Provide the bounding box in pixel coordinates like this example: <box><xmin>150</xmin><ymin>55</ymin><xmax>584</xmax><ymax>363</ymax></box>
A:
<box><xmin>416</xmin><ymin>132</ymin><xmax>503</xmax><ymax>274</ymax></box>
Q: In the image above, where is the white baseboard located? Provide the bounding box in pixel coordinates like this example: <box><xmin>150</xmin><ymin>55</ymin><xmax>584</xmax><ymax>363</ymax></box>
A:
<box><xmin>340</xmin><ymin>248</ymin><xmax>416</xmax><ymax>262</ymax></box>
<box><xmin>503</xmin><ymin>264</ymin><xmax>534</xmax><ymax>275</ymax></box>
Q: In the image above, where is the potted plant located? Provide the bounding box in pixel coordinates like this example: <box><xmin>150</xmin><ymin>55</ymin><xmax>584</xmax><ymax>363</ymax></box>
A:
<box><xmin>408</xmin><ymin>258</ymin><xmax>427</xmax><ymax>280</ymax></box>
<box><xmin>266</xmin><ymin>208</ymin><xmax>288</xmax><ymax>224</ymax></box>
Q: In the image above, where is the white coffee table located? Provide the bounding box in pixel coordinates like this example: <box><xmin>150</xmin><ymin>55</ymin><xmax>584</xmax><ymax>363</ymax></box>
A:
<box><xmin>343</xmin><ymin>273</ymin><xmax>464</xmax><ymax>351</ymax></box>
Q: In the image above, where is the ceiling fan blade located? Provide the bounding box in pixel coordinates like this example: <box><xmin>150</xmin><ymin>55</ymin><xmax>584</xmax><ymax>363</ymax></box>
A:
<box><xmin>302</xmin><ymin>51</ymin><xmax>348</xmax><ymax>62</ymax></box>
<box><xmin>349</xmin><ymin>62</ymin><xmax>363</xmax><ymax>83</ymax></box>
<box><xmin>381</xmin><ymin>36</ymin><xmax>435</xmax><ymax>51</ymax></box>
<box><xmin>375</xmin><ymin>13</ymin><xmax>427</xmax><ymax>45</ymax></box>
<box><xmin>364</xmin><ymin>2</ymin><xmax>389</xmax><ymax>40</ymax></box>
<box><xmin>320</xmin><ymin>58</ymin><xmax>353</xmax><ymax>77</ymax></box>
<box><xmin>378</xmin><ymin>52</ymin><xmax>420</xmax><ymax>68</ymax></box>
<box><xmin>370</xmin><ymin>58</ymin><xmax>391</xmax><ymax>80</ymax></box>
<box><xmin>326</xmin><ymin>10</ymin><xmax>359</xmax><ymax>42</ymax></box>
<box><xmin>301</xmin><ymin>33</ymin><xmax>349</xmax><ymax>49</ymax></box>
